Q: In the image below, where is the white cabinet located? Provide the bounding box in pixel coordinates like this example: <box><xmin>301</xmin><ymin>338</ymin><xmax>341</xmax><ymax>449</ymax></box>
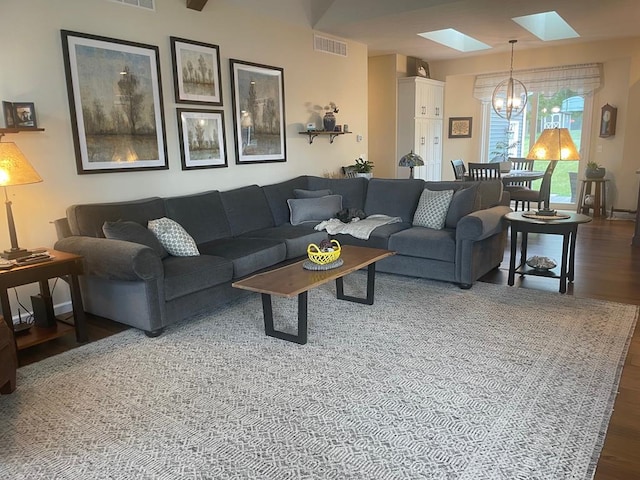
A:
<box><xmin>397</xmin><ymin>77</ymin><xmax>444</xmax><ymax>180</ymax></box>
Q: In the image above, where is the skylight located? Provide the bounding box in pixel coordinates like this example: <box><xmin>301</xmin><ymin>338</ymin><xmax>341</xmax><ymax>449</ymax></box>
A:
<box><xmin>418</xmin><ymin>28</ymin><xmax>491</xmax><ymax>53</ymax></box>
<box><xmin>512</xmin><ymin>11</ymin><xmax>579</xmax><ymax>41</ymax></box>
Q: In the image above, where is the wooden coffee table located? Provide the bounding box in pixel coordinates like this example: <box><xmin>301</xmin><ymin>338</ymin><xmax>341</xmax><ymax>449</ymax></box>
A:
<box><xmin>232</xmin><ymin>245</ymin><xmax>395</xmax><ymax>344</ymax></box>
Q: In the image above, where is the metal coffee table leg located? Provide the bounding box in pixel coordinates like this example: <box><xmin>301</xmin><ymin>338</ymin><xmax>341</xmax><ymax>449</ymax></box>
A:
<box><xmin>261</xmin><ymin>292</ymin><xmax>308</xmax><ymax>345</ymax></box>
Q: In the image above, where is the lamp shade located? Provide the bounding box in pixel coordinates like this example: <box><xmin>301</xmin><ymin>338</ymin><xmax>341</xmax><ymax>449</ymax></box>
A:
<box><xmin>398</xmin><ymin>150</ymin><xmax>424</xmax><ymax>168</ymax></box>
<box><xmin>525</xmin><ymin>128</ymin><xmax>580</xmax><ymax>161</ymax></box>
<box><xmin>0</xmin><ymin>142</ymin><xmax>43</xmax><ymax>186</ymax></box>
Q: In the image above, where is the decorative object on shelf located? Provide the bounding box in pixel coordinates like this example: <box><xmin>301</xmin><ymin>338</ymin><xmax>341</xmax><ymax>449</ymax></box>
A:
<box><xmin>61</xmin><ymin>30</ymin><xmax>168</xmax><ymax>174</ymax></box>
<box><xmin>170</xmin><ymin>37</ymin><xmax>223</xmax><ymax>106</ymax></box>
<box><xmin>585</xmin><ymin>161</ymin><xmax>605</xmax><ymax>179</ymax></box>
<box><xmin>306</xmin><ymin>123</ymin><xmax>316</xmax><ymax>131</ymax></box>
<box><xmin>0</xmin><ymin>139</ymin><xmax>43</xmax><ymax>259</ymax></box>
<box><xmin>398</xmin><ymin>150</ymin><xmax>424</xmax><ymax>179</ymax></box>
<box><xmin>230</xmin><ymin>59</ymin><xmax>286</xmax><ymax>164</ymax></box>
<box><xmin>448</xmin><ymin>117</ymin><xmax>472</xmax><ymax>138</ymax></box>
<box><xmin>307</xmin><ymin>239</ymin><xmax>341</xmax><ymax>265</ymax></box>
<box><xmin>322</xmin><ymin>102</ymin><xmax>338</xmax><ymax>132</ymax></box>
<box><xmin>176</xmin><ymin>109</ymin><xmax>227</xmax><ymax>170</ymax></box>
<box><xmin>12</xmin><ymin>103</ymin><xmax>37</xmax><ymax>128</ymax></box>
<box><xmin>525</xmin><ymin>127</ymin><xmax>580</xmax><ymax>210</ymax></box>
<box><xmin>526</xmin><ymin>255</ymin><xmax>557</xmax><ymax>271</ymax></box>
<box><xmin>352</xmin><ymin>156</ymin><xmax>374</xmax><ymax>178</ymax></box>
<box><xmin>492</xmin><ymin>40</ymin><xmax>527</xmax><ymax>121</ymax></box>
<box><xmin>407</xmin><ymin>56</ymin><xmax>430</xmax><ymax>78</ymax></box>
<box><xmin>2</xmin><ymin>102</ymin><xmax>14</xmax><ymax>128</ymax></box>
<box><xmin>599</xmin><ymin>104</ymin><xmax>617</xmax><ymax>138</ymax></box>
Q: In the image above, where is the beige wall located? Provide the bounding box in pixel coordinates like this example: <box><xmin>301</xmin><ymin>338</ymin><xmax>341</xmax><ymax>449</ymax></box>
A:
<box><xmin>431</xmin><ymin>37</ymin><xmax>640</xmax><ymax>210</ymax></box>
<box><xmin>1</xmin><ymin>0</ymin><xmax>368</xmax><ymax>315</ymax></box>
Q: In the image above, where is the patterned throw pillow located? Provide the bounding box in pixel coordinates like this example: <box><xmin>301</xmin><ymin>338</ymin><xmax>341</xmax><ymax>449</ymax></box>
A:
<box><xmin>147</xmin><ymin>217</ymin><xmax>199</xmax><ymax>257</ymax></box>
<box><xmin>412</xmin><ymin>189</ymin><xmax>454</xmax><ymax>230</ymax></box>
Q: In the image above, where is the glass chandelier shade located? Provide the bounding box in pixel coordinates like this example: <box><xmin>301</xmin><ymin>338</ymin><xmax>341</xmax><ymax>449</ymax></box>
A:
<box><xmin>491</xmin><ymin>40</ymin><xmax>528</xmax><ymax>121</ymax></box>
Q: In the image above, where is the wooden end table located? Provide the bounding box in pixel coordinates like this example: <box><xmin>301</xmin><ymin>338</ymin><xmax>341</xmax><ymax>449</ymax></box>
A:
<box><xmin>505</xmin><ymin>212</ymin><xmax>592</xmax><ymax>293</ymax></box>
<box><xmin>0</xmin><ymin>249</ymin><xmax>88</xmax><ymax>359</ymax></box>
<box><xmin>232</xmin><ymin>245</ymin><xmax>395</xmax><ymax>345</ymax></box>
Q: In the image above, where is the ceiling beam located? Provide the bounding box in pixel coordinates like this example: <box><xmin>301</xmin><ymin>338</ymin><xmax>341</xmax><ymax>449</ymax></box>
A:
<box><xmin>187</xmin><ymin>0</ymin><xmax>208</xmax><ymax>11</ymax></box>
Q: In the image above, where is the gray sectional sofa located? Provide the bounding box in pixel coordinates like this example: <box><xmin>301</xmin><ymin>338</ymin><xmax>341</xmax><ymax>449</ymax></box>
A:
<box><xmin>54</xmin><ymin>176</ymin><xmax>511</xmax><ymax>336</ymax></box>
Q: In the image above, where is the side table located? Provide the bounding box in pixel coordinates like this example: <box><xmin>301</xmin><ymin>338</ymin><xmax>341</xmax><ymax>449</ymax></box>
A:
<box><xmin>505</xmin><ymin>212</ymin><xmax>592</xmax><ymax>293</ymax></box>
<box><xmin>576</xmin><ymin>178</ymin><xmax>608</xmax><ymax>217</ymax></box>
<box><xmin>0</xmin><ymin>249</ymin><xmax>88</xmax><ymax>359</ymax></box>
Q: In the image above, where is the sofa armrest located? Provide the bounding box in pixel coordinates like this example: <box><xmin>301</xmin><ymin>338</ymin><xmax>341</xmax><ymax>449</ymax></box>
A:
<box><xmin>456</xmin><ymin>205</ymin><xmax>512</xmax><ymax>241</ymax></box>
<box><xmin>54</xmin><ymin>236</ymin><xmax>163</xmax><ymax>281</ymax></box>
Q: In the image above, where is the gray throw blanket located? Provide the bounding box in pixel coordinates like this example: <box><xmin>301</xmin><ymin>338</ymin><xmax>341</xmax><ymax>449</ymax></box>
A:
<box><xmin>314</xmin><ymin>214</ymin><xmax>402</xmax><ymax>240</ymax></box>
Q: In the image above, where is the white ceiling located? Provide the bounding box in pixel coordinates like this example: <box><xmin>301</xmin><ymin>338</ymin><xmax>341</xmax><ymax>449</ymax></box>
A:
<box><xmin>225</xmin><ymin>0</ymin><xmax>640</xmax><ymax>61</ymax></box>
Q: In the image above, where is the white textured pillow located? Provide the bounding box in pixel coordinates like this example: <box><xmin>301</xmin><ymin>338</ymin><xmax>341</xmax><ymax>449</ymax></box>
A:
<box><xmin>413</xmin><ymin>189</ymin><xmax>454</xmax><ymax>230</ymax></box>
<box><xmin>147</xmin><ymin>217</ymin><xmax>199</xmax><ymax>257</ymax></box>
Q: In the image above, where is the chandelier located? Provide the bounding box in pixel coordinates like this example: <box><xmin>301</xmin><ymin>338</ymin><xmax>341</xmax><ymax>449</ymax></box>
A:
<box><xmin>491</xmin><ymin>40</ymin><xmax>528</xmax><ymax>121</ymax></box>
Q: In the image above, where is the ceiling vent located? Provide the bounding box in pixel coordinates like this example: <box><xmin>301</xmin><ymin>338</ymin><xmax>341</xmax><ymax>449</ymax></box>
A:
<box><xmin>314</xmin><ymin>34</ymin><xmax>347</xmax><ymax>57</ymax></box>
<box><xmin>108</xmin><ymin>0</ymin><xmax>155</xmax><ymax>11</ymax></box>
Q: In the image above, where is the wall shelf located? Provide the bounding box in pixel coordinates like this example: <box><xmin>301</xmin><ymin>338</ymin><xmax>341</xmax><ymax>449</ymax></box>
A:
<box><xmin>0</xmin><ymin>127</ymin><xmax>45</xmax><ymax>135</ymax></box>
<box><xmin>299</xmin><ymin>131</ymin><xmax>351</xmax><ymax>144</ymax></box>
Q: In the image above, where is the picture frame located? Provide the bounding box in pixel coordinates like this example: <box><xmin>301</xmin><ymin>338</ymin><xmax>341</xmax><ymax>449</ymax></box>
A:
<box><xmin>61</xmin><ymin>30</ymin><xmax>168</xmax><ymax>174</ymax></box>
<box><xmin>2</xmin><ymin>101</ymin><xmax>14</xmax><ymax>128</ymax></box>
<box><xmin>599</xmin><ymin>103</ymin><xmax>617</xmax><ymax>138</ymax></box>
<box><xmin>229</xmin><ymin>59</ymin><xmax>286</xmax><ymax>164</ymax></box>
<box><xmin>177</xmin><ymin>108</ymin><xmax>227</xmax><ymax>170</ymax></box>
<box><xmin>448</xmin><ymin>117</ymin><xmax>472</xmax><ymax>138</ymax></box>
<box><xmin>170</xmin><ymin>37</ymin><xmax>222</xmax><ymax>106</ymax></box>
<box><xmin>12</xmin><ymin>102</ymin><xmax>37</xmax><ymax>128</ymax></box>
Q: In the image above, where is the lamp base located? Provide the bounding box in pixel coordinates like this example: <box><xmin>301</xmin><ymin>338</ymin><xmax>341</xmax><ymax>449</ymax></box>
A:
<box><xmin>1</xmin><ymin>248</ymin><xmax>29</xmax><ymax>260</ymax></box>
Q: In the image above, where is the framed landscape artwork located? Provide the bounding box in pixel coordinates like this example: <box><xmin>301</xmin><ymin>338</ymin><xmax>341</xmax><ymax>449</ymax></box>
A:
<box><xmin>170</xmin><ymin>37</ymin><xmax>222</xmax><ymax>106</ymax></box>
<box><xmin>61</xmin><ymin>30</ymin><xmax>168</xmax><ymax>174</ymax></box>
<box><xmin>229</xmin><ymin>59</ymin><xmax>286</xmax><ymax>164</ymax></box>
<box><xmin>177</xmin><ymin>109</ymin><xmax>227</xmax><ymax>170</ymax></box>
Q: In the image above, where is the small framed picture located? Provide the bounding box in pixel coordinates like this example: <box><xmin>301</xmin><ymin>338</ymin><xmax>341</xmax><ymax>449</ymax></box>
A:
<box><xmin>177</xmin><ymin>108</ymin><xmax>227</xmax><ymax>170</ymax></box>
<box><xmin>448</xmin><ymin>117</ymin><xmax>472</xmax><ymax>138</ymax></box>
<box><xmin>13</xmin><ymin>102</ymin><xmax>37</xmax><ymax>128</ymax></box>
<box><xmin>2</xmin><ymin>101</ymin><xmax>14</xmax><ymax>127</ymax></box>
<box><xmin>171</xmin><ymin>37</ymin><xmax>223</xmax><ymax>106</ymax></box>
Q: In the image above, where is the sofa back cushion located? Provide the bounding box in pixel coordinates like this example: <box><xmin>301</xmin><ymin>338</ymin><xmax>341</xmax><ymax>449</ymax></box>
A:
<box><xmin>364</xmin><ymin>178</ymin><xmax>425</xmax><ymax>222</ymax></box>
<box><xmin>307</xmin><ymin>176</ymin><xmax>368</xmax><ymax>211</ymax></box>
<box><xmin>262</xmin><ymin>176</ymin><xmax>310</xmax><ymax>226</ymax></box>
<box><xmin>220</xmin><ymin>185</ymin><xmax>275</xmax><ymax>236</ymax></box>
<box><xmin>67</xmin><ymin>197</ymin><xmax>166</xmax><ymax>238</ymax></box>
<box><xmin>425</xmin><ymin>181</ymin><xmax>479</xmax><ymax>229</ymax></box>
<box><xmin>164</xmin><ymin>190</ymin><xmax>232</xmax><ymax>244</ymax></box>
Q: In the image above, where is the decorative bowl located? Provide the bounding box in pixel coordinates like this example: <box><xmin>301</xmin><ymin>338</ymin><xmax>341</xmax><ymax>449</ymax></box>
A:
<box><xmin>307</xmin><ymin>240</ymin><xmax>341</xmax><ymax>265</ymax></box>
<box><xmin>526</xmin><ymin>255</ymin><xmax>557</xmax><ymax>271</ymax></box>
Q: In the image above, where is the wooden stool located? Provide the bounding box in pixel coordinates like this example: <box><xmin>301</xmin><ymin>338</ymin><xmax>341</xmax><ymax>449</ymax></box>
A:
<box><xmin>577</xmin><ymin>178</ymin><xmax>608</xmax><ymax>217</ymax></box>
<box><xmin>0</xmin><ymin>316</ymin><xmax>17</xmax><ymax>394</ymax></box>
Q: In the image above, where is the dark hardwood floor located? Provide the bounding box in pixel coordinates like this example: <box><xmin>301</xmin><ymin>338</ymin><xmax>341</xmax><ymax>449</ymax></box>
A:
<box><xmin>14</xmin><ymin>217</ymin><xmax>640</xmax><ymax>479</ymax></box>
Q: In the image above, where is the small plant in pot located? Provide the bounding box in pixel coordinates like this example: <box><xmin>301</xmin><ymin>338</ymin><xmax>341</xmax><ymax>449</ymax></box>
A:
<box><xmin>585</xmin><ymin>161</ymin><xmax>606</xmax><ymax>179</ymax></box>
<box><xmin>352</xmin><ymin>156</ymin><xmax>374</xmax><ymax>178</ymax></box>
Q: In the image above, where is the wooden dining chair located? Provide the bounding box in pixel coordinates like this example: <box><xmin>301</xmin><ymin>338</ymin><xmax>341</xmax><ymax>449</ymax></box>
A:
<box><xmin>467</xmin><ymin>162</ymin><xmax>501</xmax><ymax>180</ymax></box>
<box><xmin>506</xmin><ymin>157</ymin><xmax>535</xmax><ymax>210</ymax></box>
<box><xmin>450</xmin><ymin>159</ymin><xmax>466</xmax><ymax>180</ymax></box>
<box><xmin>508</xmin><ymin>161</ymin><xmax>557</xmax><ymax>211</ymax></box>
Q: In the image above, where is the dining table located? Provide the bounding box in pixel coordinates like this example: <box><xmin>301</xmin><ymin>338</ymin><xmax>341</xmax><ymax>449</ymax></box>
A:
<box><xmin>501</xmin><ymin>169</ymin><xmax>545</xmax><ymax>185</ymax></box>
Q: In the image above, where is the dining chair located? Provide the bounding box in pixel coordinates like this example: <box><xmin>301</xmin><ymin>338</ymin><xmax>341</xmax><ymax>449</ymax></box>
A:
<box><xmin>342</xmin><ymin>166</ymin><xmax>358</xmax><ymax>178</ymax></box>
<box><xmin>508</xmin><ymin>161</ymin><xmax>557</xmax><ymax>211</ymax></box>
<box><xmin>450</xmin><ymin>159</ymin><xmax>466</xmax><ymax>180</ymax></box>
<box><xmin>505</xmin><ymin>157</ymin><xmax>535</xmax><ymax>210</ymax></box>
<box><xmin>467</xmin><ymin>162</ymin><xmax>501</xmax><ymax>180</ymax></box>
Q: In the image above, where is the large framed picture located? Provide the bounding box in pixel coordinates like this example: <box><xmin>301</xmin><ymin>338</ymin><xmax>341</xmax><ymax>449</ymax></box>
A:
<box><xmin>229</xmin><ymin>59</ymin><xmax>286</xmax><ymax>164</ymax></box>
<box><xmin>170</xmin><ymin>37</ymin><xmax>222</xmax><ymax>106</ymax></box>
<box><xmin>448</xmin><ymin>117</ymin><xmax>472</xmax><ymax>139</ymax></box>
<box><xmin>61</xmin><ymin>30</ymin><xmax>168</xmax><ymax>174</ymax></box>
<box><xmin>177</xmin><ymin>109</ymin><xmax>227</xmax><ymax>170</ymax></box>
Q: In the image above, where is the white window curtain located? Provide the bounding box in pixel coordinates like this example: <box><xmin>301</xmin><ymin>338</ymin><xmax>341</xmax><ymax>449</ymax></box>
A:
<box><xmin>473</xmin><ymin>63</ymin><xmax>602</xmax><ymax>101</ymax></box>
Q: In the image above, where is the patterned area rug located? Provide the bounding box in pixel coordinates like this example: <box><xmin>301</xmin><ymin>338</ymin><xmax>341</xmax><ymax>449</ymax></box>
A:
<box><xmin>1</xmin><ymin>274</ymin><xmax>637</xmax><ymax>479</ymax></box>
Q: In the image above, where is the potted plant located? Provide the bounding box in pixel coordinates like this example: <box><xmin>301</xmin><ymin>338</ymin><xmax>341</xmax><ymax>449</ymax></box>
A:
<box><xmin>352</xmin><ymin>156</ymin><xmax>374</xmax><ymax>179</ymax></box>
<box><xmin>585</xmin><ymin>161</ymin><xmax>606</xmax><ymax>179</ymax></box>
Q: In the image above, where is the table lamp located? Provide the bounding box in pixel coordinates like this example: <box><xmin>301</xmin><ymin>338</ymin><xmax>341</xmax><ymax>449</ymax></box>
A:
<box><xmin>525</xmin><ymin>127</ymin><xmax>579</xmax><ymax>214</ymax></box>
<box><xmin>398</xmin><ymin>150</ymin><xmax>424</xmax><ymax>179</ymax></box>
<box><xmin>0</xmin><ymin>138</ymin><xmax>43</xmax><ymax>259</ymax></box>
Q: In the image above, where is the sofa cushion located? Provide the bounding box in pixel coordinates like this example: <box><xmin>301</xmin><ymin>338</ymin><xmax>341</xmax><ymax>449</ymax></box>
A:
<box><xmin>220</xmin><ymin>185</ymin><xmax>275</xmax><ymax>236</ymax></box>
<box><xmin>364</xmin><ymin>179</ymin><xmax>425</xmax><ymax>222</ymax></box>
<box><xmin>287</xmin><ymin>195</ymin><xmax>342</xmax><ymax>226</ymax></box>
<box><xmin>332</xmin><ymin>222</ymin><xmax>412</xmax><ymax>249</ymax></box>
<box><xmin>148</xmin><ymin>217</ymin><xmax>199</xmax><ymax>257</ymax></box>
<box><xmin>163</xmin><ymin>255</ymin><xmax>233</xmax><ymax>301</ymax></box>
<box><xmin>164</xmin><ymin>191</ymin><xmax>232</xmax><ymax>244</ymax></box>
<box><xmin>262</xmin><ymin>176</ymin><xmax>311</xmax><ymax>226</ymax></box>
<box><xmin>412</xmin><ymin>189</ymin><xmax>454</xmax><ymax>229</ymax></box>
<box><xmin>388</xmin><ymin>227</ymin><xmax>456</xmax><ymax>262</ymax></box>
<box><xmin>102</xmin><ymin>220</ymin><xmax>168</xmax><ymax>259</ymax></box>
<box><xmin>293</xmin><ymin>188</ymin><xmax>332</xmax><ymax>198</ymax></box>
<box><xmin>425</xmin><ymin>181</ymin><xmax>479</xmax><ymax>229</ymax></box>
<box><xmin>198</xmin><ymin>238</ymin><xmax>286</xmax><ymax>278</ymax></box>
<box><xmin>241</xmin><ymin>224</ymin><xmax>328</xmax><ymax>259</ymax></box>
<box><xmin>307</xmin><ymin>176</ymin><xmax>368</xmax><ymax>210</ymax></box>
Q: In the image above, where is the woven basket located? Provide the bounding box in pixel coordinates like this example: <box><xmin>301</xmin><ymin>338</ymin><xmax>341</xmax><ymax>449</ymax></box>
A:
<box><xmin>307</xmin><ymin>240</ymin><xmax>341</xmax><ymax>265</ymax></box>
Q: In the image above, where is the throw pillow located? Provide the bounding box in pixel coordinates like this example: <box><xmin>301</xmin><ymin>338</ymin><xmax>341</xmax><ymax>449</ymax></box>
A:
<box><xmin>287</xmin><ymin>194</ymin><xmax>343</xmax><ymax>226</ymax></box>
<box><xmin>293</xmin><ymin>188</ymin><xmax>333</xmax><ymax>199</ymax></box>
<box><xmin>413</xmin><ymin>189</ymin><xmax>454</xmax><ymax>230</ymax></box>
<box><xmin>147</xmin><ymin>217</ymin><xmax>200</xmax><ymax>257</ymax></box>
<box><xmin>102</xmin><ymin>220</ymin><xmax>168</xmax><ymax>258</ymax></box>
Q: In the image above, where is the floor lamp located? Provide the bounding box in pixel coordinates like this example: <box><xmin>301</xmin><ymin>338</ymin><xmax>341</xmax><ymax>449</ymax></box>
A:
<box><xmin>0</xmin><ymin>138</ymin><xmax>43</xmax><ymax>259</ymax></box>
